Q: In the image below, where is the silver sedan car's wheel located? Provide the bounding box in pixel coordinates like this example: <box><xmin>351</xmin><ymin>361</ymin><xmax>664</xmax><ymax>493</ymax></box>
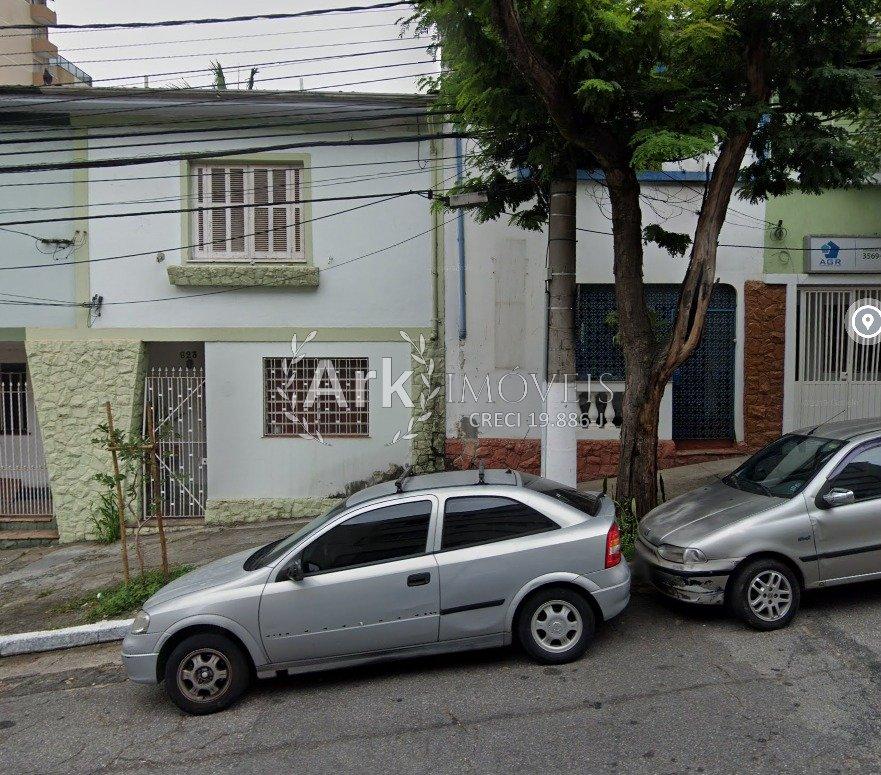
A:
<box><xmin>176</xmin><ymin>648</ymin><xmax>231</xmax><ymax>703</ymax></box>
<box><xmin>731</xmin><ymin>559</ymin><xmax>801</xmax><ymax>631</ymax></box>
<box><xmin>530</xmin><ymin>600</ymin><xmax>584</xmax><ymax>653</ymax></box>
<box><xmin>747</xmin><ymin>570</ymin><xmax>793</xmax><ymax>623</ymax></box>
<box><xmin>517</xmin><ymin>586</ymin><xmax>595</xmax><ymax>664</ymax></box>
<box><xmin>164</xmin><ymin>633</ymin><xmax>251</xmax><ymax>715</ymax></box>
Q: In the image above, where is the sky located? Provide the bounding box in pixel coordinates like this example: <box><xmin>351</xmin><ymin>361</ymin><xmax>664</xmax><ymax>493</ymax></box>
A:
<box><xmin>42</xmin><ymin>0</ymin><xmax>437</xmax><ymax>93</ymax></box>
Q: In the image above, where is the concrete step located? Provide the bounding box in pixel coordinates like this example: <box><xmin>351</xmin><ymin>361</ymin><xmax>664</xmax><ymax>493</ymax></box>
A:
<box><xmin>0</xmin><ymin>516</ymin><xmax>56</xmax><ymax>533</ymax></box>
<box><xmin>0</xmin><ymin>529</ymin><xmax>59</xmax><ymax>548</ymax></box>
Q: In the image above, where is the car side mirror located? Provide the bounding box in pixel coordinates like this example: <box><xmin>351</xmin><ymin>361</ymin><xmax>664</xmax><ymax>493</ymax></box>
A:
<box><xmin>281</xmin><ymin>558</ymin><xmax>305</xmax><ymax>582</ymax></box>
<box><xmin>820</xmin><ymin>487</ymin><xmax>856</xmax><ymax>509</ymax></box>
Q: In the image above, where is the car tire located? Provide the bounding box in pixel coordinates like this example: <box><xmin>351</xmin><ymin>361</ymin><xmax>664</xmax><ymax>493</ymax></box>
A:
<box><xmin>516</xmin><ymin>586</ymin><xmax>596</xmax><ymax>664</ymax></box>
<box><xmin>164</xmin><ymin>632</ymin><xmax>251</xmax><ymax>715</ymax></box>
<box><xmin>729</xmin><ymin>559</ymin><xmax>801</xmax><ymax>631</ymax></box>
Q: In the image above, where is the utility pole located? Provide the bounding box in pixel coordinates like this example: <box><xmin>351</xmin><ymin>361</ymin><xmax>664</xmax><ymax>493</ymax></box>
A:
<box><xmin>542</xmin><ymin>174</ymin><xmax>579</xmax><ymax>486</ymax></box>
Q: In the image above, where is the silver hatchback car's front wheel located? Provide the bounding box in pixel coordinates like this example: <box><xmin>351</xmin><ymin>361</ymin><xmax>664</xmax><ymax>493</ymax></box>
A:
<box><xmin>164</xmin><ymin>633</ymin><xmax>251</xmax><ymax>715</ymax></box>
<box><xmin>730</xmin><ymin>559</ymin><xmax>801</xmax><ymax>631</ymax></box>
<box><xmin>517</xmin><ymin>587</ymin><xmax>596</xmax><ymax>664</ymax></box>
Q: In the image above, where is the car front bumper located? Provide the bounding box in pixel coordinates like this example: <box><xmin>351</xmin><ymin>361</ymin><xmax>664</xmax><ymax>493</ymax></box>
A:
<box><xmin>635</xmin><ymin>537</ymin><xmax>735</xmax><ymax>606</ymax></box>
<box><xmin>122</xmin><ymin>632</ymin><xmax>161</xmax><ymax>684</ymax></box>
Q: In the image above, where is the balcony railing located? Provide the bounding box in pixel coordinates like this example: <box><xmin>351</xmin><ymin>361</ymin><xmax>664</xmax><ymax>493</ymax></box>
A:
<box><xmin>46</xmin><ymin>55</ymin><xmax>92</xmax><ymax>86</ymax></box>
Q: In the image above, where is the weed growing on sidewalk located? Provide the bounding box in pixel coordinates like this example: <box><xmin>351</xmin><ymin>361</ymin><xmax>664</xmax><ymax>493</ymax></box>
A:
<box><xmin>56</xmin><ymin>566</ymin><xmax>193</xmax><ymax>623</ymax></box>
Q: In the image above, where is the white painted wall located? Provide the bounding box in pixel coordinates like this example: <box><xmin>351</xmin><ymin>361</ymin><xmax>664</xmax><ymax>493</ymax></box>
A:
<box><xmin>81</xmin><ymin>126</ymin><xmax>437</xmax><ymax>330</ymax></box>
<box><xmin>206</xmin><ymin>340</ymin><xmax>413</xmax><ymax>499</ymax></box>
<box><xmin>0</xmin><ymin>129</ymin><xmax>78</xmax><ymax>329</ymax></box>
<box><xmin>445</xmin><ymin>173</ymin><xmax>768</xmax><ymax>443</ymax></box>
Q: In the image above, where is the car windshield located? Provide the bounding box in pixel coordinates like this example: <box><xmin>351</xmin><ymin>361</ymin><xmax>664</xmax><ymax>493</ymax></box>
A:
<box><xmin>243</xmin><ymin>502</ymin><xmax>347</xmax><ymax>570</ymax></box>
<box><xmin>724</xmin><ymin>434</ymin><xmax>844</xmax><ymax>499</ymax></box>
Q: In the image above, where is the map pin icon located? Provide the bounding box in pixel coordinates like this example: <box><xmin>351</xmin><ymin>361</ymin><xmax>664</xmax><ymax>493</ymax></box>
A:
<box><xmin>864</xmin><ymin>313</ymin><xmax>875</xmax><ymax>332</ymax></box>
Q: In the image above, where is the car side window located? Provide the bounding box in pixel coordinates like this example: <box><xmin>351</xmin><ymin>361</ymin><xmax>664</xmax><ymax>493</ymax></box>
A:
<box><xmin>441</xmin><ymin>496</ymin><xmax>558</xmax><ymax>551</ymax></box>
<box><xmin>301</xmin><ymin>500</ymin><xmax>432</xmax><ymax>574</ymax></box>
<box><xmin>828</xmin><ymin>442</ymin><xmax>881</xmax><ymax>503</ymax></box>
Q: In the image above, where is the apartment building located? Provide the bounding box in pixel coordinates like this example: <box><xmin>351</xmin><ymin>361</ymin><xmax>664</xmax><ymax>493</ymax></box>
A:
<box><xmin>0</xmin><ymin>0</ymin><xmax>91</xmax><ymax>86</ymax></box>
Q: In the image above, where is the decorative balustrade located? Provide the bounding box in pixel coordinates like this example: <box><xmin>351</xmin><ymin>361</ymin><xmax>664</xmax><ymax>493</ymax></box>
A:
<box><xmin>577</xmin><ymin>382</ymin><xmax>623</xmax><ymax>439</ymax></box>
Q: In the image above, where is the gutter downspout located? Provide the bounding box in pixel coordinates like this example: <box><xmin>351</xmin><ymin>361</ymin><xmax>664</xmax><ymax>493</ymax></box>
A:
<box><xmin>455</xmin><ymin>136</ymin><xmax>467</xmax><ymax>340</ymax></box>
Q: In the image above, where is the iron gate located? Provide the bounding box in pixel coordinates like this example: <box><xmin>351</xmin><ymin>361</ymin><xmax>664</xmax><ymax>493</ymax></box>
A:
<box><xmin>0</xmin><ymin>369</ymin><xmax>52</xmax><ymax>518</ymax></box>
<box><xmin>795</xmin><ymin>287</ymin><xmax>881</xmax><ymax>427</ymax></box>
<box><xmin>143</xmin><ymin>367</ymin><xmax>207</xmax><ymax>520</ymax></box>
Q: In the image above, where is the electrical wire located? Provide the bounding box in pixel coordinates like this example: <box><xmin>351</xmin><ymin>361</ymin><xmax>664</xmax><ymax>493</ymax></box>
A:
<box><xmin>0</xmin><ymin>188</ymin><xmax>432</xmax><ymax>228</ymax></box>
<box><xmin>0</xmin><ymin>190</ymin><xmax>418</xmax><ymax>272</ymax></box>
<box><xmin>0</xmin><ymin>3</ymin><xmax>413</xmax><ymax>33</ymax></box>
<box><xmin>0</xmin><ymin>130</ymin><xmax>464</xmax><ymax>175</ymax></box>
<box><xmin>0</xmin><ymin>115</ymin><xmax>440</xmax><ymax>158</ymax></box>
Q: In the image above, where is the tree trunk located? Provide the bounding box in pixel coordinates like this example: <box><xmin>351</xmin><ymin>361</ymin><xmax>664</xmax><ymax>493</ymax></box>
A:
<box><xmin>542</xmin><ymin>174</ymin><xmax>578</xmax><ymax>486</ymax></box>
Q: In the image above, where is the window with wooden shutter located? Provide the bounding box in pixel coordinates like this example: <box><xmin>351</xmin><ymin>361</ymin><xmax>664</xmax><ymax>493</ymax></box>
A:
<box><xmin>191</xmin><ymin>163</ymin><xmax>305</xmax><ymax>262</ymax></box>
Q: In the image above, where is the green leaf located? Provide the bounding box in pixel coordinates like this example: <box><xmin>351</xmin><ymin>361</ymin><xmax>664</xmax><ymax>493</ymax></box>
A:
<box><xmin>642</xmin><ymin>224</ymin><xmax>692</xmax><ymax>257</ymax></box>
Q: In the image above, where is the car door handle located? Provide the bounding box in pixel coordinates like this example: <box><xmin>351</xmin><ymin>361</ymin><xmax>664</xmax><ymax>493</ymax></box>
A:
<box><xmin>407</xmin><ymin>572</ymin><xmax>431</xmax><ymax>587</ymax></box>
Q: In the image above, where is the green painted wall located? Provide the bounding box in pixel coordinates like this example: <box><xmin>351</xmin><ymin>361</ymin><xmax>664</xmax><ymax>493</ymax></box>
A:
<box><xmin>765</xmin><ymin>188</ymin><xmax>881</xmax><ymax>274</ymax></box>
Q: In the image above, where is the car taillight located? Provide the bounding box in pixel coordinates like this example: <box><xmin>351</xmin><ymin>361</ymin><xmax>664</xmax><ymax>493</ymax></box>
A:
<box><xmin>605</xmin><ymin>522</ymin><xmax>621</xmax><ymax>568</ymax></box>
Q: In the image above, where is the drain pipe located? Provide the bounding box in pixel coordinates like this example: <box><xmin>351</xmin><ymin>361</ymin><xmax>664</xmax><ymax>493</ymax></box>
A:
<box><xmin>455</xmin><ymin>136</ymin><xmax>467</xmax><ymax>340</ymax></box>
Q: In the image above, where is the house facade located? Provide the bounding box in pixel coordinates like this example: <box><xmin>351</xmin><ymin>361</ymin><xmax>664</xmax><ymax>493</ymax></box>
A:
<box><xmin>0</xmin><ymin>88</ymin><xmax>446</xmax><ymax>543</ymax></box>
<box><xmin>442</xmin><ymin>160</ymin><xmax>822</xmax><ymax>480</ymax></box>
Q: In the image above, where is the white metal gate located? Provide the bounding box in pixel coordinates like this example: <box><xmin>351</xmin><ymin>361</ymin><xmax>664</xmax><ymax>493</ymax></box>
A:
<box><xmin>0</xmin><ymin>372</ymin><xmax>52</xmax><ymax>517</ymax></box>
<box><xmin>795</xmin><ymin>287</ymin><xmax>881</xmax><ymax>427</ymax></box>
<box><xmin>143</xmin><ymin>367</ymin><xmax>207</xmax><ymax>520</ymax></box>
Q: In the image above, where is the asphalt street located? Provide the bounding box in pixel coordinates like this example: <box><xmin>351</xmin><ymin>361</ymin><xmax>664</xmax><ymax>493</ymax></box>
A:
<box><xmin>3</xmin><ymin>579</ymin><xmax>881</xmax><ymax>774</ymax></box>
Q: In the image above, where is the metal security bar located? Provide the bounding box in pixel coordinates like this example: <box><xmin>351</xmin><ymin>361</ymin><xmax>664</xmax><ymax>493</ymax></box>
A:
<box><xmin>143</xmin><ymin>367</ymin><xmax>207</xmax><ymax>520</ymax></box>
<box><xmin>0</xmin><ymin>372</ymin><xmax>53</xmax><ymax>518</ymax></box>
<box><xmin>796</xmin><ymin>287</ymin><xmax>881</xmax><ymax>427</ymax></box>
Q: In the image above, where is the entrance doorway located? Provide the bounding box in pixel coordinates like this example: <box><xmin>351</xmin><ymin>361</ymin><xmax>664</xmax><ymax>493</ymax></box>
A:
<box><xmin>795</xmin><ymin>287</ymin><xmax>881</xmax><ymax>428</ymax></box>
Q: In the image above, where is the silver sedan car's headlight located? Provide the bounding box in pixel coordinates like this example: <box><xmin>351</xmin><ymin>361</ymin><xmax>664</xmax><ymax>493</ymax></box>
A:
<box><xmin>657</xmin><ymin>544</ymin><xmax>708</xmax><ymax>564</ymax></box>
<box><xmin>130</xmin><ymin>610</ymin><xmax>151</xmax><ymax>635</ymax></box>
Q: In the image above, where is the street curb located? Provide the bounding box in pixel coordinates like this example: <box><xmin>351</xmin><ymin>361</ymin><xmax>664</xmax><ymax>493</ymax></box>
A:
<box><xmin>0</xmin><ymin>619</ymin><xmax>133</xmax><ymax>657</ymax></box>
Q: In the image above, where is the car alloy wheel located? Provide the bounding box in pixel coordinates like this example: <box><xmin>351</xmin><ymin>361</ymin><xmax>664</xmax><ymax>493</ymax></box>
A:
<box><xmin>530</xmin><ymin>600</ymin><xmax>583</xmax><ymax>653</ymax></box>
<box><xmin>747</xmin><ymin>570</ymin><xmax>793</xmax><ymax>623</ymax></box>
<box><xmin>176</xmin><ymin>648</ymin><xmax>231</xmax><ymax>703</ymax></box>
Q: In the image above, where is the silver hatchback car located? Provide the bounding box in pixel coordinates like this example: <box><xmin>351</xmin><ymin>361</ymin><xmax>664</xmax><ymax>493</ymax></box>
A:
<box><xmin>638</xmin><ymin>419</ymin><xmax>881</xmax><ymax>630</ymax></box>
<box><xmin>123</xmin><ymin>468</ymin><xmax>630</xmax><ymax>714</ymax></box>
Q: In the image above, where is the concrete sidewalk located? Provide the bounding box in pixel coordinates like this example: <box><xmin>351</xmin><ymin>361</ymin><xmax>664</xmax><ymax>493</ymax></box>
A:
<box><xmin>579</xmin><ymin>455</ymin><xmax>747</xmax><ymax>501</ymax></box>
<box><xmin>0</xmin><ymin>520</ymin><xmax>303</xmax><ymax>636</ymax></box>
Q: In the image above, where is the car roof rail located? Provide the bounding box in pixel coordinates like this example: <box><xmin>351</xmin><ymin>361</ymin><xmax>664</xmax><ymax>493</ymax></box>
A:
<box><xmin>395</xmin><ymin>465</ymin><xmax>413</xmax><ymax>493</ymax></box>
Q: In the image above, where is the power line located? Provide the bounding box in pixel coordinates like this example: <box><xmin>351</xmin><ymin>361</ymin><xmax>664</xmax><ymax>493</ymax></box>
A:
<box><xmin>0</xmin><ymin>153</ymin><xmax>464</xmax><ymax>189</ymax></box>
<box><xmin>1</xmin><ymin>27</ymin><xmax>398</xmax><ymax>57</ymax></box>
<box><xmin>0</xmin><ymin>161</ymin><xmax>460</xmax><ymax>215</ymax></box>
<box><xmin>0</xmin><ymin>131</ymin><xmax>464</xmax><ymax>175</ymax></box>
<box><xmin>0</xmin><ymin>101</ymin><xmax>448</xmax><ymax>140</ymax></box>
<box><xmin>0</xmin><ymin>115</ymin><xmax>438</xmax><ymax>158</ymax></box>
<box><xmin>80</xmin><ymin>44</ymin><xmax>432</xmax><ymax>85</ymax></box>
<box><xmin>0</xmin><ymin>188</ymin><xmax>432</xmax><ymax>228</ymax></box>
<box><xmin>0</xmin><ymin>190</ymin><xmax>414</xmax><ymax>273</ymax></box>
<box><xmin>0</xmin><ymin>3</ymin><xmax>412</xmax><ymax>32</ymax></box>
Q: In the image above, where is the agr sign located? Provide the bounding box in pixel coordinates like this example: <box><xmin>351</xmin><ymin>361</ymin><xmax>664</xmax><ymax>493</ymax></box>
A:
<box><xmin>807</xmin><ymin>235</ymin><xmax>881</xmax><ymax>273</ymax></box>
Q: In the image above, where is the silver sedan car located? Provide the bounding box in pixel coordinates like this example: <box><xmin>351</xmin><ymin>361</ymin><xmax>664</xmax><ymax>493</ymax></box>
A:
<box><xmin>638</xmin><ymin>419</ymin><xmax>881</xmax><ymax>630</ymax></box>
<box><xmin>123</xmin><ymin>468</ymin><xmax>630</xmax><ymax>714</ymax></box>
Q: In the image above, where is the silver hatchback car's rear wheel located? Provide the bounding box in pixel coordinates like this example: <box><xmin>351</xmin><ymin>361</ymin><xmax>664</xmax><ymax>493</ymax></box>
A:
<box><xmin>730</xmin><ymin>559</ymin><xmax>801</xmax><ymax>631</ymax></box>
<box><xmin>517</xmin><ymin>586</ymin><xmax>595</xmax><ymax>664</ymax></box>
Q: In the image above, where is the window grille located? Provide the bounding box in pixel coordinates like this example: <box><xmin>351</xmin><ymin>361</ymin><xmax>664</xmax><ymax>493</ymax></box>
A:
<box><xmin>264</xmin><ymin>357</ymin><xmax>370</xmax><ymax>438</ymax></box>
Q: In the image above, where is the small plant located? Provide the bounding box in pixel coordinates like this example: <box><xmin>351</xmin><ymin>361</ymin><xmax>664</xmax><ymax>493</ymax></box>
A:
<box><xmin>615</xmin><ymin>497</ymin><xmax>639</xmax><ymax>562</ymax></box>
<box><xmin>61</xmin><ymin>565</ymin><xmax>193</xmax><ymax>623</ymax></box>
<box><xmin>89</xmin><ymin>487</ymin><xmax>121</xmax><ymax>544</ymax></box>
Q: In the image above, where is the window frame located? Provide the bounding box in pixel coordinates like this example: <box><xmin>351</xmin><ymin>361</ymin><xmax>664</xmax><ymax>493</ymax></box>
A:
<box><xmin>185</xmin><ymin>157</ymin><xmax>310</xmax><ymax>265</ymax></box>
<box><xmin>275</xmin><ymin>496</ymin><xmax>438</xmax><ymax>580</ymax></box>
<box><xmin>437</xmin><ymin>494</ymin><xmax>561</xmax><ymax>553</ymax></box>
<box><xmin>820</xmin><ymin>438</ymin><xmax>881</xmax><ymax>505</ymax></box>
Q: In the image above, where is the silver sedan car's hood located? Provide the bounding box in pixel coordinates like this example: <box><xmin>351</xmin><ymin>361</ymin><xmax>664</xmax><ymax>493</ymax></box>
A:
<box><xmin>641</xmin><ymin>480</ymin><xmax>779</xmax><ymax>546</ymax></box>
<box><xmin>145</xmin><ymin>548</ymin><xmax>256</xmax><ymax>608</ymax></box>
